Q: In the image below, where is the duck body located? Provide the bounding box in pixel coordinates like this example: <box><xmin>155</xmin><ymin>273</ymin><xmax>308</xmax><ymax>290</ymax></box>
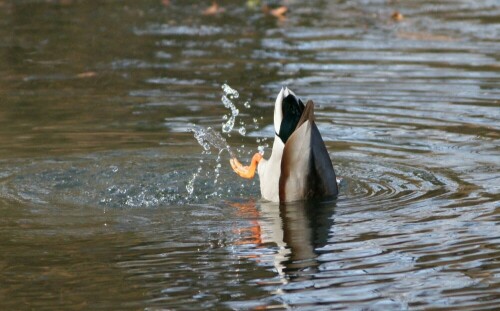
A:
<box><xmin>230</xmin><ymin>87</ymin><xmax>338</xmax><ymax>203</ymax></box>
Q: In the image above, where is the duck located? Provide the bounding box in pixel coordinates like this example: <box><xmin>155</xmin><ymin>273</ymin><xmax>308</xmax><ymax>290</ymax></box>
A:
<box><xmin>230</xmin><ymin>87</ymin><xmax>339</xmax><ymax>202</ymax></box>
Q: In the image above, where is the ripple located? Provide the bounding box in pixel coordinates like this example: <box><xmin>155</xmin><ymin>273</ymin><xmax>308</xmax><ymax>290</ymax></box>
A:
<box><xmin>134</xmin><ymin>25</ymin><xmax>225</xmax><ymax>36</ymax></box>
<box><xmin>0</xmin><ymin>149</ymin><xmax>262</xmax><ymax>209</ymax></box>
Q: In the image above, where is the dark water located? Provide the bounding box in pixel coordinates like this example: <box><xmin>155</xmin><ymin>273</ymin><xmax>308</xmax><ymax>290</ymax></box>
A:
<box><xmin>1</xmin><ymin>0</ymin><xmax>499</xmax><ymax>310</ymax></box>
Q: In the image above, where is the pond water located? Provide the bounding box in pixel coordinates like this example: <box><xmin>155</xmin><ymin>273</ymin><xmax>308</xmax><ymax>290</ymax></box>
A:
<box><xmin>0</xmin><ymin>0</ymin><xmax>499</xmax><ymax>310</ymax></box>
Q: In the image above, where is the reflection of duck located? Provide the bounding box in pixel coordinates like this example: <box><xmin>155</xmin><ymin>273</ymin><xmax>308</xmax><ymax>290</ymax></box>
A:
<box><xmin>231</xmin><ymin>88</ymin><xmax>339</xmax><ymax>202</ymax></box>
<box><xmin>230</xmin><ymin>200</ymin><xmax>336</xmax><ymax>280</ymax></box>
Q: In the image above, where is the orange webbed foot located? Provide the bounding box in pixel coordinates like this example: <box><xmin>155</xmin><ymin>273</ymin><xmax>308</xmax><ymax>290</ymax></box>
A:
<box><xmin>230</xmin><ymin>153</ymin><xmax>263</xmax><ymax>179</ymax></box>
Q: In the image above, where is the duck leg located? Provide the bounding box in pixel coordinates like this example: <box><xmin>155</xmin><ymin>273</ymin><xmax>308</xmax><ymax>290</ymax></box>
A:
<box><xmin>230</xmin><ymin>153</ymin><xmax>263</xmax><ymax>179</ymax></box>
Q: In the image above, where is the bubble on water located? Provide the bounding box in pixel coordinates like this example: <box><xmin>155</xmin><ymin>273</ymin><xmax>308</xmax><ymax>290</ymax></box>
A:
<box><xmin>244</xmin><ymin>101</ymin><xmax>251</xmax><ymax>108</ymax></box>
<box><xmin>238</xmin><ymin>126</ymin><xmax>246</xmax><ymax>136</ymax></box>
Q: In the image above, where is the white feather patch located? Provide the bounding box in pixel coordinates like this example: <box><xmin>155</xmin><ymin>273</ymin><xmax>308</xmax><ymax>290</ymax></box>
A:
<box><xmin>258</xmin><ymin>135</ymin><xmax>285</xmax><ymax>202</ymax></box>
<box><xmin>273</xmin><ymin>88</ymin><xmax>285</xmax><ymax>134</ymax></box>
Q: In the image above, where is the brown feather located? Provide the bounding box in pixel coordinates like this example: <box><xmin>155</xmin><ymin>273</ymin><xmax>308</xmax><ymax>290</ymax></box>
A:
<box><xmin>296</xmin><ymin>100</ymin><xmax>315</xmax><ymax>130</ymax></box>
<box><xmin>279</xmin><ymin>100</ymin><xmax>338</xmax><ymax>202</ymax></box>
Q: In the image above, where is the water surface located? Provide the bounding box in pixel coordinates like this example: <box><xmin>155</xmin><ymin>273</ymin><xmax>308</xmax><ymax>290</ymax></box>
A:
<box><xmin>0</xmin><ymin>0</ymin><xmax>499</xmax><ymax>310</ymax></box>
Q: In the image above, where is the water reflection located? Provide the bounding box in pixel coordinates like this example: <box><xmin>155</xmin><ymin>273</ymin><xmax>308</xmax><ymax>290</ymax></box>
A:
<box><xmin>231</xmin><ymin>200</ymin><xmax>336</xmax><ymax>284</ymax></box>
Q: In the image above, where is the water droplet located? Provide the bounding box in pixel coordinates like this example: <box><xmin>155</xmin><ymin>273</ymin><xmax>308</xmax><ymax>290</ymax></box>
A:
<box><xmin>221</xmin><ymin>83</ymin><xmax>239</xmax><ymax>99</ymax></box>
<box><xmin>244</xmin><ymin>101</ymin><xmax>251</xmax><ymax>108</ymax></box>
<box><xmin>186</xmin><ymin>172</ymin><xmax>197</xmax><ymax>195</ymax></box>
<box><xmin>258</xmin><ymin>145</ymin><xmax>265</xmax><ymax>155</ymax></box>
<box><xmin>239</xmin><ymin>127</ymin><xmax>246</xmax><ymax>136</ymax></box>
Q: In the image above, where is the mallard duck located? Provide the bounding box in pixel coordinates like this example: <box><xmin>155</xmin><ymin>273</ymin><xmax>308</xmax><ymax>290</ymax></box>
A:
<box><xmin>230</xmin><ymin>87</ymin><xmax>338</xmax><ymax>202</ymax></box>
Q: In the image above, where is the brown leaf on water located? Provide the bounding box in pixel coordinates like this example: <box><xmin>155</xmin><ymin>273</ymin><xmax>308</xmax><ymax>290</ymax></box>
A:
<box><xmin>271</xmin><ymin>6</ymin><xmax>288</xmax><ymax>19</ymax></box>
<box><xmin>76</xmin><ymin>71</ymin><xmax>97</xmax><ymax>78</ymax></box>
<box><xmin>262</xmin><ymin>5</ymin><xmax>288</xmax><ymax>20</ymax></box>
<box><xmin>161</xmin><ymin>0</ymin><xmax>170</xmax><ymax>7</ymax></box>
<box><xmin>391</xmin><ymin>11</ymin><xmax>404</xmax><ymax>22</ymax></box>
<box><xmin>203</xmin><ymin>1</ymin><xmax>225</xmax><ymax>16</ymax></box>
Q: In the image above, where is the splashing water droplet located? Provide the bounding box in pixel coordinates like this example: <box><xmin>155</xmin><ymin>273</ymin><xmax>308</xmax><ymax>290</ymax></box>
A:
<box><xmin>186</xmin><ymin>166</ymin><xmax>202</xmax><ymax>196</ymax></box>
<box><xmin>221</xmin><ymin>94</ymin><xmax>239</xmax><ymax>133</ymax></box>
<box><xmin>190</xmin><ymin>126</ymin><xmax>235</xmax><ymax>158</ymax></box>
<box><xmin>258</xmin><ymin>145</ymin><xmax>265</xmax><ymax>155</ymax></box>
<box><xmin>192</xmin><ymin>128</ymin><xmax>211</xmax><ymax>151</ymax></box>
<box><xmin>222</xmin><ymin>83</ymin><xmax>239</xmax><ymax>99</ymax></box>
<box><xmin>252</xmin><ymin>117</ymin><xmax>260</xmax><ymax>129</ymax></box>
<box><xmin>187</xmin><ymin>84</ymin><xmax>267</xmax><ymax>199</ymax></box>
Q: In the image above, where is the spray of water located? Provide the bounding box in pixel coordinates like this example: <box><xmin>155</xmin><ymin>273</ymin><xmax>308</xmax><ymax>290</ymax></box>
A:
<box><xmin>187</xmin><ymin>83</ymin><xmax>268</xmax><ymax>198</ymax></box>
<box><xmin>221</xmin><ymin>84</ymin><xmax>239</xmax><ymax>133</ymax></box>
<box><xmin>191</xmin><ymin>126</ymin><xmax>236</xmax><ymax>158</ymax></box>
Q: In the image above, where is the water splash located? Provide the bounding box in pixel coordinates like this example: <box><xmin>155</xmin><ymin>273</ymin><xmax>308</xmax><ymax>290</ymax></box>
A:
<box><xmin>188</xmin><ymin>84</ymin><xmax>267</xmax><ymax>198</ymax></box>
<box><xmin>220</xmin><ymin>84</ymin><xmax>269</xmax><ymax>155</ymax></box>
<box><xmin>221</xmin><ymin>84</ymin><xmax>240</xmax><ymax>133</ymax></box>
<box><xmin>186</xmin><ymin>167</ymin><xmax>202</xmax><ymax>196</ymax></box>
<box><xmin>191</xmin><ymin>126</ymin><xmax>235</xmax><ymax>158</ymax></box>
<box><xmin>222</xmin><ymin>83</ymin><xmax>239</xmax><ymax>98</ymax></box>
<box><xmin>187</xmin><ymin>126</ymin><xmax>236</xmax><ymax>196</ymax></box>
